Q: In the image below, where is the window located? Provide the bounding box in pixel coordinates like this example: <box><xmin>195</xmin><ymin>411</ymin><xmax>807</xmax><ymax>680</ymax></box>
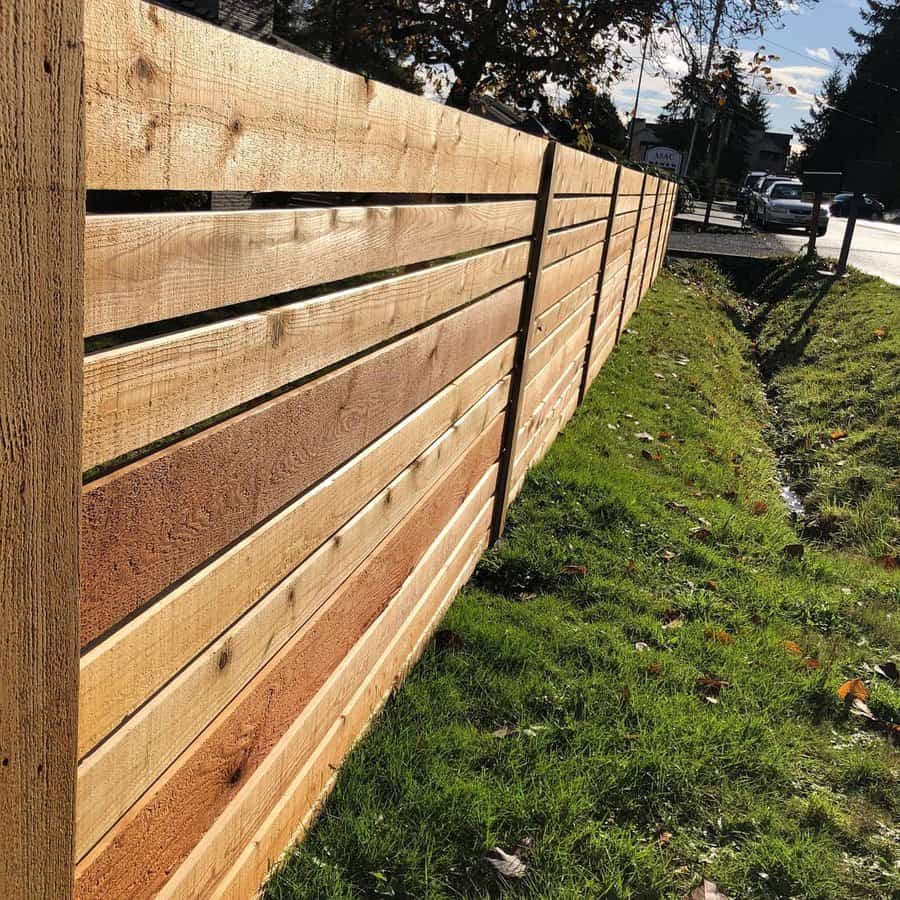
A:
<box><xmin>771</xmin><ymin>184</ymin><xmax>802</xmax><ymax>200</ymax></box>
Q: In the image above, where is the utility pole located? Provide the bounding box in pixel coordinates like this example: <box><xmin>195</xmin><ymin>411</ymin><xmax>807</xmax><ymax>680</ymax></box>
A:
<box><xmin>681</xmin><ymin>0</ymin><xmax>726</xmax><ymax>178</ymax></box>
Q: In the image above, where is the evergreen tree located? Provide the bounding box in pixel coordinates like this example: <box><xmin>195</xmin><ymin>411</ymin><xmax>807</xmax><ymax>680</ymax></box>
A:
<box><xmin>793</xmin><ymin>69</ymin><xmax>844</xmax><ymax>165</ymax></box>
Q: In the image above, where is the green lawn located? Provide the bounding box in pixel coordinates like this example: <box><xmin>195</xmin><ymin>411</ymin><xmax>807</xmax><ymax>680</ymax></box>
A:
<box><xmin>265</xmin><ymin>262</ymin><xmax>899</xmax><ymax>900</ymax></box>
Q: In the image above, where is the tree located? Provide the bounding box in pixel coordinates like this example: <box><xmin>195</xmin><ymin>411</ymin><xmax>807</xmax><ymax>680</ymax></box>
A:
<box><xmin>274</xmin><ymin>0</ymin><xmax>423</xmax><ymax>93</ymax></box>
<box><xmin>793</xmin><ymin>69</ymin><xmax>844</xmax><ymax>164</ymax></box>
<box><xmin>549</xmin><ymin>83</ymin><xmax>627</xmax><ymax>152</ymax></box>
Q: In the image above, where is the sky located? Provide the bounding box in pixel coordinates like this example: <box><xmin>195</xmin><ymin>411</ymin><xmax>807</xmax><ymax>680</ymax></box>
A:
<box><xmin>611</xmin><ymin>0</ymin><xmax>869</xmax><ymax>145</ymax></box>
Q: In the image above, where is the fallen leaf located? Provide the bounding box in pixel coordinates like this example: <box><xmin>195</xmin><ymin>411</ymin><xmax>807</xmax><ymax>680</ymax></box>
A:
<box><xmin>705</xmin><ymin>629</ymin><xmax>735</xmax><ymax>645</ymax></box>
<box><xmin>658</xmin><ymin>430</ymin><xmax>673</xmax><ymax>441</ymax></box>
<box><xmin>690</xmin><ymin>526</ymin><xmax>712</xmax><ymax>542</ymax></box>
<box><xmin>662</xmin><ymin>617</ymin><xmax>685</xmax><ymax>630</ymax></box>
<box><xmin>874</xmin><ymin>661</ymin><xmax>899</xmax><ymax>682</ymax></box>
<box><xmin>658</xmin><ymin>830</ymin><xmax>673</xmax><ymax>846</ymax></box>
<box><xmin>635</xmin><ymin>641</ymin><xmax>651</xmax><ymax>652</ymax></box>
<box><xmin>849</xmin><ymin>697</ymin><xmax>878</xmax><ymax>721</ymax></box>
<box><xmin>635</xmin><ymin>431</ymin><xmax>654</xmax><ymax>442</ymax></box>
<box><xmin>837</xmin><ymin>678</ymin><xmax>869</xmax><ymax>702</ymax></box>
<box><xmin>625</xmin><ymin>559</ymin><xmax>636</xmax><ymax>574</ymax></box>
<box><xmin>702</xmin><ymin>579</ymin><xmax>718</xmax><ymax>591</ymax></box>
<box><xmin>751</xmin><ymin>500</ymin><xmax>768</xmax><ymax>516</ymax></box>
<box><xmin>687</xmin><ymin>879</ymin><xmax>732</xmax><ymax>900</ymax></box>
<box><xmin>876</xmin><ymin>555</ymin><xmax>898</xmax><ymax>571</ymax></box>
<box><xmin>622</xmin><ymin>685</ymin><xmax>632</xmax><ymax>703</ymax></box>
<box><xmin>783</xmin><ymin>640</ymin><xmax>803</xmax><ymax>655</ymax></box>
<box><xmin>697</xmin><ymin>677</ymin><xmax>729</xmax><ymax>700</ymax></box>
<box><xmin>661</xmin><ymin>549</ymin><xmax>677</xmax><ymax>561</ymax></box>
<box><xmin>804</xmin><ymin>658</ymin><xmax>820</xmax><ymax>669</ymax></box>
<box><xmin>561</xmin><ymin>564</ymin><xmax>587</xmax><ymax>577</ymax></box>
<box><xmin>646</xmin><ymin>663</ymin><xmax>663</xmax><ymax>675</ymax></box>
<box><xmin>485</xmin><ymin>847</ymin><xmax>527</xmax><ymax>879</ymax></box>
<box><xmin>434</xmin><ymin>629</ymin><xmax>464</xmax><ymax>652</ymax></box>
<box><xmin>873</xmin><ymin>327</ymin><xmax>886</xmax><ymax>339</ymax></box>
<box><xmin>722</xmin><ymin>488</ymin><xmax>737</xmax><ymax>500</ymax></box>
<box><xmin>830</xmin><ymin>429</ymin><xmax>848</xmax><ymax>441</ymax></box>
<box><xmin>705</xmin><ymin>446</ymin><xmax>719</xmax><ymax>458</ymax></box>
<box><xmin>783</xmin><ymin>543</ymin><xmax>805</xmax><ymax>559</ymax></box>
<box><xmin>492</xmin><ymin>726</ymin><xmax>515</xmax><ymax>738</ymax></box>
<box><xmin>667</xmin><ymin>501</ymin><xmax>689</xmax><ymax>512</ymax></box>
<box><xmin>642</xmin><ymin>448</ymin><xmax>654</xmax><ymax>461</ymax></box>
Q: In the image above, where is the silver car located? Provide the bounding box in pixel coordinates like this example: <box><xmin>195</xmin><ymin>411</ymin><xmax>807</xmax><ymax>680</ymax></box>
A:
<box><xmin>758</xmin><ymin>181</ymin><xmax>829</xmax><ymax>236</ymax></box>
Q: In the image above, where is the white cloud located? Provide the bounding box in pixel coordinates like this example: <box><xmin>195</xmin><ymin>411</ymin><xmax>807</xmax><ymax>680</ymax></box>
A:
<box><xmin>806</xmin><ymin>47</ymin><xmax>831</xmax><ymax>62</ymax></box>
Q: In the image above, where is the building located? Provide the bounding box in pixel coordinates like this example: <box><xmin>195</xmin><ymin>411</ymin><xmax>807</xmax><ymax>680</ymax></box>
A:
<box><xmin>627</xmin><ymin>117</ymin><xmax>791</xmax><ymax>176</ymax></box>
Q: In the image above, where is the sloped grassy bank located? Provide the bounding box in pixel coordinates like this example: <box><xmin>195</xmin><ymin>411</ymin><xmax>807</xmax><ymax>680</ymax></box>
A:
<box><xmin>266</xmin><ymin>266</ymin><xmax>899</xmax><ymax>900</ymax></box>
<box><xmin>725</xmin><ymin>257</ymin><xmax>899</xmax><ymax>561</ymax></box>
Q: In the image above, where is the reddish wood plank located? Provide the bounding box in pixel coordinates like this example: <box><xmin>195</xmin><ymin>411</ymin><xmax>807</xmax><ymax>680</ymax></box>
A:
<box><xmin>80</xmin><ymin>288</ymin><xmax>520</xmax><ymax>646</ymax></box>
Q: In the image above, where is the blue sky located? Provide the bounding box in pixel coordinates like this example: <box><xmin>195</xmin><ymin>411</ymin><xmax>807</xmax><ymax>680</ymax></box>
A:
<box><xmin>611</xmin><ymin>0</ymin><xmax>868</xmax><ymax>142</ymax></box>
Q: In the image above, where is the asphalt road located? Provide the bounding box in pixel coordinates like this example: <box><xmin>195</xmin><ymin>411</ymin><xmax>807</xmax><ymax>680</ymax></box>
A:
<box><xmin>669</xmin><ymin>203</ymin><xmax>900</xmax><ymax>285</ymax></box>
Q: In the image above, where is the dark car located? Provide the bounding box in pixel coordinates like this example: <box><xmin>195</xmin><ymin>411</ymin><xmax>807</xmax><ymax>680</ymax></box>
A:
<box><xmin>737</xmin><ymin>171</ymin><xmax>768</xmax><ymax>212</ymax></box>
<box><xmin>830</xmin><ymin>193</ymin><xmax>884</xmax><ymax>219</ymax></box>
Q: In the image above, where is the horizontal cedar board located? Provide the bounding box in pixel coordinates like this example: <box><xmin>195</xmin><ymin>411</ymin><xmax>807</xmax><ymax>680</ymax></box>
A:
<box><xmin>588</xmin><ymin>329</ymin><xmax>617</xmax><ymax>384</ymax></box>
<box><xmin>80</xmin><ymin>289</ymin><xmax>520</xmax><ymax>647</ymax></box>
<box><xmin>74</xmin><ymin>429</ymin><xmax>501</xmax><ymax>898</ymax></box>
<box><xmin>553</xmin><ymin>145</ymin><xmax>617</xmax><ymax>195</ymax></box>
<box><xmin>76</xmin><ymin>391</ymin><xmax>507</xmax><ymax>858</ymax></box>
<box><xmin>83</xmin><ymin>242</ymin><xmax>528</xmax><ymax>469</ymax></box>
<box><xmin>535</xmin><ymin>241</ymin><xmax>604</xmax><ymax>317</ymax></box>
<box><xmin>618</xmin><ymin>168</ymin><xmax>645</xmax><ymax>195</ymax></box>
<box><xmin>542</xmin><ymin>220</ymin><xmax>604</xmax><ymax>266</ymax></box>
<box><xmin>531</xmin><ymin>273</ymin><xmax>597</xmax><ymax>352</ymax></box>
<box><xmin>613</xmin><ymin>195</ymin><xmax>642</xmax><ymax>216</ymax></box>
<box><xmin>547</xmin><ymin>196</ymin><xmax>611</xmax><ymax>231</ymax></box>
<box><xmin>85</xmin><ymin>201</ymin><xmax>535</xmax><ymax>335</ymax></box>
<box><xmin>78</xmin><ymin>344</ymin><xmax>513</xmax><ymax>758</ymax></box>
<box><xmin>83</xmin><ymin>0</ymin><xmax>545</xmax><ymax>193</ymax></box>
<box><xmin>530</xmin><ymin>371</ymin><xmax>580</xmax><ymax>476</ymax></box>
<box><xmin>524</xmin><ymin>296</ymin><xmax>592</xmax><ymax>386</ymax></box>
<box><xmin>610</xmin><ymin>210</ymin><xmax>640</xmax><ymax>235</ymax></box>
<box><xmin>605</xmin><ymin>230</ymin><xmax>635</xmax><ymax>270</ymax></box>
<box><xmin>168</xmin><ymin>481</ymin><xmax>494</xmax><ymax>899</ymax></box>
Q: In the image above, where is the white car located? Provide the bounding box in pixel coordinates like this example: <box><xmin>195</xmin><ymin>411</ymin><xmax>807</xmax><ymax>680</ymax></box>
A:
<box><xmin>758</xmin><ymin>181</ymin><xmax>829</xmax><ymax>236</ymax></box>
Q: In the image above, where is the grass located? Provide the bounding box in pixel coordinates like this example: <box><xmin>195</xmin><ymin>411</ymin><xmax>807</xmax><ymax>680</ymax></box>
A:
<box><xmin>729</xmin><ymin>257</ymin><xmax>899</xmax><ymax>560</ymax></box>
<box><xmin>265</xmin><ymin>263</ymin><xmax>899</xmax><ymax>900</ymax></box>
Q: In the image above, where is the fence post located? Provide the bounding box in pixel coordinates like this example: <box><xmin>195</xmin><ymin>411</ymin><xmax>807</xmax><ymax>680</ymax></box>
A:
<box><xmin>615</xmin><ymin>170</ymin><xmax>649</xmax><ymax>343</ymax></box>
<box><xmin>577</xmin><ymin>165</ymin><xmax>623</xmax><ymax>406</ymax></box>
<box><xmin>490</xmin><ymin>140</ymin><xmax>559</xmax><ymax>544</ymax></box>
<box><xmin>0</xmin><ymin>1</ymin><xmax>83</xmax><ymax>897</ymax></box>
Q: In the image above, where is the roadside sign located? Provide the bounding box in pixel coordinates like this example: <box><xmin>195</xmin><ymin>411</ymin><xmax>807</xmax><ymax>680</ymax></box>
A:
<box><xmin>802</xmin><ymin>171</ymin><xmax>842</xmax><ymax>193</ymax></box>
<box><xmin>644</xmin><ymin>146</ymin><xmax>682</xmax><ymax>173</ymax></box>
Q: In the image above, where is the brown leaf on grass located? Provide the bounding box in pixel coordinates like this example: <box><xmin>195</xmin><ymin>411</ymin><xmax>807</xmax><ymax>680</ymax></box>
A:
<box><xmin>876</xmin><ymin>555</ymin><xmax>898</xmax><ymax>570</ymax></box>
<box><xmin>687</xmin><ymin>880</ymin><xmax>732</xmax><ymax>900</ymax></box>
<box><xmin>492</xmin><ymin>726</ymin><xmax>515</xmax><ymax>738</ymax></box>
<box><xmin>783</xmin><ymin>543</ymin><xmax>805</xmax><ymax>559</ymax></box>
<box><xmin>646</xmin><ymin>663</ymin><xmax>663</xmax><ymax>675</ymax></box>
<box><xmin>722</xmin><ymin>488</ymin><xmax>737</xmax><ymax>500</ymax></box>
<box><xmin>837</xmin><ymin>678</ymin><xmax>869</xmax><ymax>702</ymax></box>
<box><xmin>667</xmin><ymin>501</ymin><xmax>690</xmax><ymax>513</ymax></box>
<box><xmin>635</xmin><ymin>431</ymin><xmax>654</xmax><ymax>442</ymax></box>
<box><xmin>874</xmin><ymin>661</ymin><xmax>899</xmax><ymax>683</ymax></box>
<box><xmin>702</xmin><ymin>579</ymin><xmax>718</xmax><ymax>591</ymax></box>
<box><xmin>625</xmin><ymin>559</ymin><xmax>636</xmax><ymax>574</ymax></box>
<box><xmin>642</xmin><ymin>448</ymin><xmax>662</xmax><ymax>461</ymax></box>
<box><xmin>696</xmin><ymin>677</ymin><xmax>729</xmax><ymax>703</ymax></box>
<box><xmin>705</xmin><ymin>629</ymin><xmax>735</xmax><ymax>645</ymax></box>
<box><xmin>690</xmin><ymin>526</ymin><xmax>712</xmax><ymax>542</ymax></box>
<box><xmin>705</xmin><ymin>446</ymin><xmax>720</xmax><ymax>459</ymax></box>
<box><xmin>485</xmin><ymin>847</ymin><xmax>527</xmax><ymax>879</ymax></box>
<box><xmin>783</xmin><ymin>640</ymin><xmax>803</xmax><ymax>655</ymax></box>
<box><xmin>830</xmin><ymin>429</ymin><xmax>848</xmax><ymax>441</ymax></box>
<box><xmin>561</xmin><ymin>564</ymin><xmax>587</xmax><ymax>577</ymax></box>
<box><xmin>661</xmin><ymin>549</ymin><xmax>677</xmax><ymax>561</ymax></box>
<box><xmin>849</xmin><ymin>697</ymin><xmax>878</xmax><ymax>721</ymax></box>
<box><xmin>658</xmin><ymin>830</ymin><xmax>673</xmax><ymax>846</ymax></box>
<box><xmin>873</xmin><ymin>327</ymin><xmax>886</xmax><ymax>339</ymax></box>
<box><xmin>804</xmin><ymin>658</ymin><xmax>820</xmax><ymax>669</ymax></box>
<box><xmin>751</xmin><ymin>500</ymin><xmax>768</xmax><ymax>516</ymax></box>
<box><xmin>658</xmin><ymin>430</ymin><xmax>674</xmax><ymax>441</ymax></box>
<box><xmin>662</xmin><ymin>617</ymin><xmax>685</xmax><ymax>630</ymax></box>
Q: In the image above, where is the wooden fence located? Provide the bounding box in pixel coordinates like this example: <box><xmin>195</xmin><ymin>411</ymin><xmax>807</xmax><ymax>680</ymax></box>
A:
<box><xmin>0</xmin><ymin>0</ymin><xmax>675</xmax><ymax>896</ymax></box>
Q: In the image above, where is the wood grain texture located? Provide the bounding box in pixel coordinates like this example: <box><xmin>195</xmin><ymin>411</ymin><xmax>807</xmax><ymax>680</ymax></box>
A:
<box><xmin>553</xmin><ymin>145</ymin><xmax>617</xmax><ymax>195</ymax></box>
<box><xmin>547</xmin><ymin>196</ymin><xmax>611</xmax><ymax>231</ymax></box>
<box><xmin>531</xmin><ymin>273</ymin><xmax>597</xmax><ymax>353</ymax></box>
<box><xmin>543</xmin><ymin>219</ymin><xmax>605</xmax><ymax>266</ymax></box>
<box><xmin>74</xmin><ymin>426</ymin><xmax>502</xmax><ymax>898</ymax></box>
<box><xmin>83</xmin><ymin>243</ymin><xmax>527</xmax><ymax>469</ymax></box>
<box><xmin>84</xmin><ymin>0</ymin><xmax>545</xmax><ymax>193</ymax></box>
<box><xmin>80</xmin><ymin>287</ymin><xmax>520</xmax><ymax>646</ymax></box>
<box><xmin>78</xmin><ymin>342</ymin><xmax>513</xmax><ymax>758</ymax></box>
<box><xmin>85</xmin><ymin>201</ymin><xmax>535</xmax><ymax>335</ymax></box>
<box><xmin>536</xmin><ymin>241</ymin><xmax>604</xmax><ymax>317</ymax></box>
<box><xmin>0</xmin><ymin>1</ymin><xmax>82</xmax><ymax>897</ymax></box>
<box><xmin>76</xmin><ymin>391</ymin><xmax>508</xmax><ymax>857</ymax></box>
<box><xmin>169</xmin><ymin>482</ymin><xmax>495</xmax><ymax>900</ymax></box>
<box><xmin>618</xmin><ymin>167</ymin><xmax>645</xmax><ymax>195</ymax></box>
<box><xmin>524</xmin><ymin>296</ymin><xmax>592</xmax><ymax>386</ymax></box>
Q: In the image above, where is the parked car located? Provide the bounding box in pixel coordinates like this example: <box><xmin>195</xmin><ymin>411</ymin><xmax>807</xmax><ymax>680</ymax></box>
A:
<box><xmin>749</xmin><ymin>175</ymin><xmax>802</xmax><ymax>224</ymax></box>
<box><xmin>758</xmin><ymin>181</ymin><xmax>829</xmax><ymax>235</ymax></box>
<box><xmin>830</xmin><ymin>193</ymin><xmax>884</xmax><ymax>219</ymax></box>
<box><xmin>737</xmin><ymin>171</ymin><xmax>768</xmax><ymax>212</ymax></box>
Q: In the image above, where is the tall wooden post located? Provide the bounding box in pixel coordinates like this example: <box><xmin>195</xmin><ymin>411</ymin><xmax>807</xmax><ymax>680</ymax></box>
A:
<box><xmin>490</xmin><ymin>141</ymin><xmax>559</xmax><ymax>544</ymax></box>
<box><xmin>577</xmin><ymin>165</ymin><xmax>623</xmax><ymax>406</ymax></box>
<box><xmin>637</xmin><ymin>177</ymin><xmax>663</xmax><ymax>305</ymax></box>
<box><xmin>0</xmin><ymin>1</ymin><xmax>83</xmax><ymax>897</ymax></box>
